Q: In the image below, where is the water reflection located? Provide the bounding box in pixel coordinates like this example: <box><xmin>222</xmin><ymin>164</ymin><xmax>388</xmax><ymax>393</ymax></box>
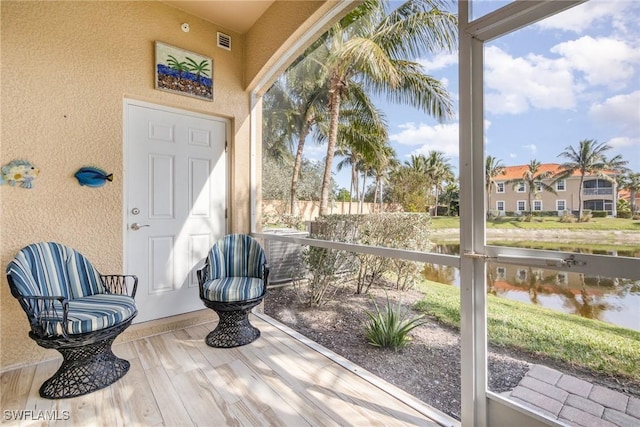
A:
<box><xmin>423</xmin><ymin>244</ymin><xmax>640</xmax><ymax>331</ymax></box>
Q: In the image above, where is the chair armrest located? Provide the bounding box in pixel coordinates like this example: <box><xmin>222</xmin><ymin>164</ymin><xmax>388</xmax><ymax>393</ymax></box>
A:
<box><xmin>101</xmin><ymin>275</ymin><xmax>138</xmax><ymax>298</ymax></box>
<box><xmin>21</xmin><ymin>295</ymin><xmax>70</xmax><ymax>338</ymax></box>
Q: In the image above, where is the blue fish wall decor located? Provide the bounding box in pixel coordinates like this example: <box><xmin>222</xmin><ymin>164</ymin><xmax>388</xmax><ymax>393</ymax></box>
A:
<box><xmin>75</xmin><ymin>167</ymin><xmax>113</xmax><ymax>188</ymax></box>
<box><xmin>0</xmin><ymin>159</ymin><xmax>40</xmax><ymax>189</ymax></box>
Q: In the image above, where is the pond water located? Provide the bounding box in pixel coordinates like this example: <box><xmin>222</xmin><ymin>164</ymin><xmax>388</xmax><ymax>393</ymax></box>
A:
<box><xmin>423</xmin><ymin>244</ymin><xmax>640</xmax><ymax>331</ymax></box>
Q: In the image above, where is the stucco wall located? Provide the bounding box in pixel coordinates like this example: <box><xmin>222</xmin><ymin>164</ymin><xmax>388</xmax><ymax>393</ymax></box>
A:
<box><xmin>0</xmin><ymin>0</ymin><xmax>251</xmax><ymax>369</ymax></box>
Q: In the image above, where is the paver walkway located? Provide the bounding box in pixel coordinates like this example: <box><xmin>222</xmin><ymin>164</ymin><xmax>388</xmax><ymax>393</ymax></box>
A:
<box><xmin>504</xmin><ymin>365</ymin><xmax>640</xmax><ymax>427</ymax></box>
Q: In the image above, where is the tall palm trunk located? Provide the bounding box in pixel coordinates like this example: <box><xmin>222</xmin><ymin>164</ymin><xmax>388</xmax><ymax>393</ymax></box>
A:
<box><xmin>360</xmin><ymin>171</ymin><xmax>367</xmax><ymax>213</ymax></box>
<box><xmin>350</xmin><ymin>161</ymin><xmax>357</xmax><ymax>214</ymax></box>
<box><xmin>319</xmin><ymin>78</ymin><xmax>342</xmax><ymax>216</ymax></box>
<box><xmin>578</xmin><ymin>174</ymin><xmax>585</xmax><ymax>220</ymax></box>
<box><xmin>290</xmin><ymin>122</ymin><xmax>311</xmax><ymax>216</ymax></box>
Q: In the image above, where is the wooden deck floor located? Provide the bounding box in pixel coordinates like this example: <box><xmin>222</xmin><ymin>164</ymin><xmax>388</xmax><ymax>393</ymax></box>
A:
<box><xmin>1</xmin><ymin>314</ymin><xmax>454</xmax><ymax>426</ymax></box>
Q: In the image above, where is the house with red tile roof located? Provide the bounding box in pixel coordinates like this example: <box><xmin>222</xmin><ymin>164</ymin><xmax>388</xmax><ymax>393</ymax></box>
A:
<box><xmin>490</xmin><ymin>163</ymin><xmax>619</xmax><ymax>216</ymax></box>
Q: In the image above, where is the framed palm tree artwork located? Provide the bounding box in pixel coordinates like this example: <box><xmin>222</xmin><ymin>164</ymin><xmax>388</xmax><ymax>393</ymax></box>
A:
<box><xmin>155</xmin><ymin>41</ymin><xmax>213</xmax><ymax>101</ymax></box>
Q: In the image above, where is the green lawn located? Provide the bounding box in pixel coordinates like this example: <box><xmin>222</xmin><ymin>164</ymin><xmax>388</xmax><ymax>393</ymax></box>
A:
<box><xmin>429</xmin><ymin>215</ymin><xmax>640</xmax><ymax>231</ymax></box>
<box><xmin>413</xmin><ymin>280</ymin><xmax>640</xmax><ymax>381</ymax></box>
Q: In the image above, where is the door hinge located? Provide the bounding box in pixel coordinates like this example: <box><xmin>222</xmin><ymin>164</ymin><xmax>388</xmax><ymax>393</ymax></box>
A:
<box><xmin>225</xmin><ymin>208</ymin><xmax>228</xmax><ymax>219</ymax></box>
<box><xmin>225</xmin><ymin>141</ymin><xmax>228</xmax><ymax>152</ymax></box>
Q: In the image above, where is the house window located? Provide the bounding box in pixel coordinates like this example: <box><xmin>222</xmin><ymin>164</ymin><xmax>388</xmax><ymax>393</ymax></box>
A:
<box><xmin>535</xmin><ymin>182</ymin><xmax>542</xmax><ymax>192</ymax></box>
<box><xmin>556</xmin><ymin>272</ymin><xmax>568</xmax><ymax>286</ymax></box>
<box><xmin>516</xmin><ymin>269</ymin><xmax>527</xmax><ymax>283</ymax></box>
<box><xmin>517</xmin><ymin>200</ymin><xmax>526</xmax><ymax>212</ymax></box>
<box><xmin>496</xmin><ymin>267</ymin><xmax>506</xmax><ymax>280</ymax></box>
<box><xmin>533</xmin><ymin>200</ymin><xmax>542</xmax><ymax>211</ymax></box>
<box><xmin>496</xmin><ymin>201</ymin><xmax>505</xmax><ymax>212</ymax></box>
<box><xmin>496</xmin><ymin>182</ymin><xmax>504</xmax><ymax>193</ymax></box>
<box><xmin>556</xmin><ymin>179</ymin><xmax>566</xmax><ymax>191</ymax></box>
<box><xmin>516</xmin><ymin>183</ymin><xmax>526</xmax><ymax>193</ymax></box>
<box><xmin>556</xmin><ymin>200</ymin><xmax>566</xmax><ymax>211</ymax></box>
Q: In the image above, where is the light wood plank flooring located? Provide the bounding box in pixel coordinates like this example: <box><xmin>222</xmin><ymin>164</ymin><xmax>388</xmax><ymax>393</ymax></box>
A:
<box><xmin>1</xmin><ymin>314</ymin><xmax>452</xmax><ymax>426</ymax></box>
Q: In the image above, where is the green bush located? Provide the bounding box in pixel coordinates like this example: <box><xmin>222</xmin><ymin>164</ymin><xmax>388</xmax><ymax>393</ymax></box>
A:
<box><xmin>618</xmin><ymin>211</ymin><xmax>632</xmax><ymax>219</ymax></box>
<box><xmin>304</xmin><ymin>213</ymin><xmax>432</xmax><ymax>303</ymax></box>
<box><xmin>364</xmin><ymin>294</ymin><xmax>426</xmax><ymax>349</ymax></box>
<box><xmin>592</xmin><ymin>210</ymin><xmax>608</xmax><ymax>218</ymax></box>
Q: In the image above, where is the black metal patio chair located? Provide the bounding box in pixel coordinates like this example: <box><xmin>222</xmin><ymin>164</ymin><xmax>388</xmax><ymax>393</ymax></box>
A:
<box><xmin>6</xmin><ymin>242</ymin><xmax>137</xmax><ymax>399</ymax></box>
<box><xmin>197</xmin><ymin>234</ymin><xmax>269</xmax><ymax>348</ymax></box>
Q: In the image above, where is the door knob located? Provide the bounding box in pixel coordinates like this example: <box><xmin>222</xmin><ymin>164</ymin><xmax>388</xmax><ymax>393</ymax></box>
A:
<box><xmin>131</xmin><ymin>223</ymin><xmax>150</xmax><ymax>231</ymax></box>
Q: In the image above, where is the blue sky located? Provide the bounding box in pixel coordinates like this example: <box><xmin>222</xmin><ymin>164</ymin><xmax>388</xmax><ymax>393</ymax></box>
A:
<box><xmin>304</xmin><ymin>0</ymin><xmax>640</xmax><ymax>190</ymax></box>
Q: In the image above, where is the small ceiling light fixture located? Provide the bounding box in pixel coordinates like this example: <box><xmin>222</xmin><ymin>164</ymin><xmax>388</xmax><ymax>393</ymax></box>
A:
<box><xmin>181</xmin><ymin>22</ymin><xmax>190</xmax><ymax>33</ymax></box>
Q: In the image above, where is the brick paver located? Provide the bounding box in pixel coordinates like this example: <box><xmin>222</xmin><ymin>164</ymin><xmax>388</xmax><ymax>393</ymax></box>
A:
<box><xmin>557</xmin><ymin>374</ymin><xmax>593</xmax><ymax>397</ymax></box>
<box><xmin>602</xmin><ymin>408</ymin><xmax>639</xmax><ymax>427</ymax></box>
<box><xmin>520</xmin><ymin>376</ymin><xmax>569</xmax><ymax>402</ymax></box>
<box><xmin>511</xmin><ymin>386</ymin><xmax>564</xmax><ymax>416</ymax></box>
<box><xmin>559</xmin><ymin>406</ymin><xmax>617</xmax><ymax>427</ymax></box>
<box><xmin>509</xmin><ymin>365</ymin><xmax>640</xmax><ymax>427</ymax></box>
<box><xmin>589</xmin><ymin>385</ymin><xmax>630</xmax><ymax>412</ymax></box>
<box><xmin>627</xmin><ymin>396</ymin><xmax>640</xmax><ymax>418</ymax></box>
<box><xmin>527</xmin><ymin>364</ymin><xmax>562</xmax><ymax>385</ymax></box>
<box><xmin>565</xmin><ymin>394</ymin><xmax>604</xmax><ymax>417</ymax></box>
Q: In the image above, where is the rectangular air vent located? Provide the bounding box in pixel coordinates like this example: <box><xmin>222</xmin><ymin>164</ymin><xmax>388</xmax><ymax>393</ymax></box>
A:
<box><xmin>217</xmin><ymin>32</ymin><xmax>231</xmax><ymax>51</ymax></box>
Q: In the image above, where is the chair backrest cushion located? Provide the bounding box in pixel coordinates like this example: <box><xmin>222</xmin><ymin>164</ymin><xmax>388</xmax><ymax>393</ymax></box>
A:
<box><xmin>6</xmin><ymin>242</ymin><xmax>105</xmax><ymax>299</ymax></box>
<box><xmin>205</xmin><ymin>234</ymin><xmax>266</xmax><ymax>280</ymax></box>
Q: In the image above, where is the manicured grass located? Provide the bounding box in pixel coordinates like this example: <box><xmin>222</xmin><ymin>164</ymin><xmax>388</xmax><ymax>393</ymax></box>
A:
<box><xmin>413</xmin><ymin>280</ymin><xmax>640</xmax><ymax>381</ymax></box>
<box><xmin>429</xmin><ymin>216</ymin><xmax>640</xmax><ymax>231</ymax></box>
<box><xmin>487</xmin><ymin>240</ymin><xmax>640</xmax><ymax>256</ymax></box>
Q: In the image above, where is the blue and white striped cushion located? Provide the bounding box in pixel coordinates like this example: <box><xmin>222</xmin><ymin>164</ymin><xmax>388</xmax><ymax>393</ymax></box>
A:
<box><xmin>202</xmin><ymin>277</ymin><xmax>265</xmax><ymax>302</ymax></box>
<box><xmin>66</xmin><ymin>251</ymin><xmax>105</xmax><ymax>298</ymax></box>
<box><xmin>8</xmin><ymin>242</ymin><xmax>71</xmax><ymax>298</ymax></box>
<box><xmin>40</xmin><ymin>294</ymin><xmax>137</xmax><ymax>336</ymax></box>
<box><xmin>205</xmin><ymin>234</ymin><xmax>266</xmax><ymax>280</ymax></box>
<box><xmin>7</xmin><ymin>242</ymin><xmax>105</xmax><ymax>299</ymax></box>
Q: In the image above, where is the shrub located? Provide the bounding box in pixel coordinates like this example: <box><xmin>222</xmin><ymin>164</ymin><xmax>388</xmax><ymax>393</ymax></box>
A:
<box><xmin>559</xmin><ymin>212</ymin><xmax>576</xmax><ymax>223</ymax></box>
<box><xmin>364</xmin><ymin>294</ymin><xmax>426</xmax><ymax>349</ymax></box>
<box><xmin>299</xmin><ymin>215</ymin><xmax>359</xmax><ymax>306</ymax></box>
<box><xmin>618</xmin><ymin>211</ymin><xmax>632</xmax><ymax>219</ymax></box>
<box><xmin>592</xmin><ymin>210</ymin><xmax>607</xmax><ymax>218</ymax></box>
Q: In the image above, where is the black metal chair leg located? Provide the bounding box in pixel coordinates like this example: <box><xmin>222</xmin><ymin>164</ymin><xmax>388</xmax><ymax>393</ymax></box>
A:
<box><xmin>206</xmin><ymin>308</ymin><xmax>260</xmax><ymax>348</ymax></box>
<box><xmin>39</xmin><ymin>335</ymin><xmax>130</xmax><ymax>399</ymax></box>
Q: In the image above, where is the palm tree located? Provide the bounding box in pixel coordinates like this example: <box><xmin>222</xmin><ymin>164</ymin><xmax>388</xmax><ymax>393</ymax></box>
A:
<box><xmin>507</xmin><ymin>159</ymin><xmax>557</xmax><ymax>217</ymax></box>
<box><xmin>317</xmin><ymin>0</ymin><xmax>457</xmax><ymax>215</ymax></box>
<box><xmin>166</xmin><ymin>55</ymin><xmax>189</xmax><ymax>78</ymax></box>
<box><xmin>370</xmin><ymin>144</ymin><xmax>397</xmax><ymax>210</ymax></box>
<box><xmin>619</xmin><ymin>172</ymin><xmax>640</xmax><ymax>214</ymax></box>
<box><xmin>265</xmin><ymin>57</ymin><xmax>329</xmax><ymax>216</ymax></box>
<box><xmin>185</xmin><ymin>57</ymin><xmax>211</xmax><ymax>83</ymax></box>
<box><xmin>555</xmin><ymin>139</ymin><xmax>628</xmax><ymax>220</ymax></box>
<box><xmin>485</xmin><ymin>156</ymin><xmax>506</xmax><ymax>218</ymax></box>
<box><xmin>423</xmin><ymin>151</ymin><xmax>453</xmax><ymax>217</ymax></box>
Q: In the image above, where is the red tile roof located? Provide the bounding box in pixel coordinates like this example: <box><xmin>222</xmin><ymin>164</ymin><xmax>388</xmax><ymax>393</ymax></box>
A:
<box><xmin>498</xmin><ymin>163</ymin><xmax>617</xmax><ymax>181</ymax></box>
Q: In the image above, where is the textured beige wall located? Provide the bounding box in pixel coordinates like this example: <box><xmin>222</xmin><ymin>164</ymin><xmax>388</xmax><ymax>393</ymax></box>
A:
<box><xmin>0</xmin><ymin>0</ymin><xmax>301</xmax><ymax>370</ymax></box>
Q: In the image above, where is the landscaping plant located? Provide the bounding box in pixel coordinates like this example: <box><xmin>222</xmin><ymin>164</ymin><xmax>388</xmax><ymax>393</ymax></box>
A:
<box><xmin>364</xmin><ymin>293</ymin><xmax>426</xmax><ymax>349</ymax></box>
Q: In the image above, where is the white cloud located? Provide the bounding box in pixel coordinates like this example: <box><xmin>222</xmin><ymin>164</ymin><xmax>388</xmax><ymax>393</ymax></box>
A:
<box><xmin>535</xmin><ymin>1</ymin><xmax>633</xmax><ymax>33</ymax></box>
<box><xmin>551</xmin><ymin>36</ymin><xmax>639</xmax><ymax>89</ymax></box>
<box><xmin>304</xmin><ymin>142</ymin><xmax>328</xmax><ymax>161</ymax></box>
<box><xmin>589</xmin><ymin>91</ymin><xmax>640</xmax><ymax>130</ymax></box>
<box><xmin>522</xmin><ymin>144</ymin><xmax>537</xmax><ymax>154</ymax></box>
<box><xmin>390</xmin><ymin>122</ymin><xmax>459</xmax><ymax>156</ymax></box>
<box><xmin>607</xmin><ymin>136</ymin><xmax>638</xmax><ymax>149</ymax></box>
<box><xmin>509</xmin><ymin>153</ymin><xmax>518</xmax><ymax>159</ymax></box>
<box><xmin>484</xmin><ymin>46</ymin><xmax>576</xmax><ymax>114</ymax></box>
<box><xmin>418</xmin><ymin>52</ymin><xmax>458</xmax><ymax>73</ymax></box>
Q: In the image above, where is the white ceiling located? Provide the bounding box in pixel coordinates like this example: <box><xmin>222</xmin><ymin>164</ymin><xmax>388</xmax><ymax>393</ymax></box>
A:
<box><xmin>163</xmin><ymin>0</ymin><xmax>275</xmax><ymax>34</ymax></box>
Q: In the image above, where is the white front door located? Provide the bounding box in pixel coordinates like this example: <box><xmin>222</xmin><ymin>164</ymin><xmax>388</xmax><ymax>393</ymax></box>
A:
<box><xmin>124</xmin><ymin>101</ymin><xmax>227</xmax><ymax>323</ymax></box>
